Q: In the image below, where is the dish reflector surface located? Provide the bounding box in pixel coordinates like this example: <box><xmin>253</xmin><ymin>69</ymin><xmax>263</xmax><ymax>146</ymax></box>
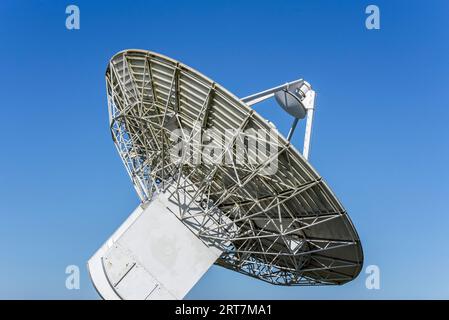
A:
<box><xmin>105</xmin><ymin>49</ymin><xmax>363</xmax><ymax>286</ymax></box>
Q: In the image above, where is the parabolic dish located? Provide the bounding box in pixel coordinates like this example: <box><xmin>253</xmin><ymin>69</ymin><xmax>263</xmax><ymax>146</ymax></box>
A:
<box><xmin>105</xmin><ymin>49</ymin><xmax>363</xmax><ymax>286</ymax></box>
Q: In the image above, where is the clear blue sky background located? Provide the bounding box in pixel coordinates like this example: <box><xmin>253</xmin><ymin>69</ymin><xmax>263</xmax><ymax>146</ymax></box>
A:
<box><xmin>0</xmin><ymin>0</ymin><xmax>448</xmax><ymax>299</ymax></box>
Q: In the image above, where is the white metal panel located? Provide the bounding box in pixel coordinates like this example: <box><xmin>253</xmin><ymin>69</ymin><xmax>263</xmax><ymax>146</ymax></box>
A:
<box><xmin>113</xmin><ymin>264</ymin><xmax>159</xmax><ymax>300</ymax></box>
<box><xmin>115</xmin><ymin>194</ymin><xmax>221</xmax><ymax>299</ymax></box>
<box><xmin>87</xmin><ymin>205</ymin><xmax>145</xmax><ymax>300</ymax></box>
<box><xmin>88</xmin><ymin>192</ymin><xmax>222</xmax><ymax>300</ymax></box>
<box><xmin>103</xmin><ymin>243</ymin><xmax>135</xmax><ymax>287</ymax></box>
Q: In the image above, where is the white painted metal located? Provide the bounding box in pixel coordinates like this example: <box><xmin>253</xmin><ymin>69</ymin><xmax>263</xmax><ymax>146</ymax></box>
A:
<box><xmin>274</xmin><ymin>86</ymin><xmax>307</xmax><ymax>119</ymax></box>
<box><xmin>303</xmin><ymin>107</ymin><xmax>314</xmax><ymax>160</ymax></box>
<box><xmin>88</xmin><ymin>205</ymin><xmax>144</xmax><ymax>300</ymax></box>
<box><xmin>241</xmin><ymin>79</ymin><xmax>304</xmax><ymax>106</ymax></box>
<box><xmin>88</xmin><ymin>189</ymin><xmax>223</xmax><ymax>300</ymax></box>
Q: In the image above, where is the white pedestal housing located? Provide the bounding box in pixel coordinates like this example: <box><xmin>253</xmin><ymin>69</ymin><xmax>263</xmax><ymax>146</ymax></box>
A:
<box><xmin>87</xmin><ymin>192</ymin><xmax>223</xmax><ymax>300</ymax></box>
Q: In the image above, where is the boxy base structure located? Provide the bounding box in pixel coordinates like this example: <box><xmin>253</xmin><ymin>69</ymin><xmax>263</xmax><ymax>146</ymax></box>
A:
<box><xmin>88</xmin><ymin>191</ymin><xmax>223</xmax><ymax>300</ymax></box>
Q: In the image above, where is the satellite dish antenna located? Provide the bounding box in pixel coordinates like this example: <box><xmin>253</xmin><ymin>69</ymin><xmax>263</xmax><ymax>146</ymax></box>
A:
<box><xmin>88</xmin><ymin>50</ymin><xmax>363</xmax><ymax>300</ymax></box>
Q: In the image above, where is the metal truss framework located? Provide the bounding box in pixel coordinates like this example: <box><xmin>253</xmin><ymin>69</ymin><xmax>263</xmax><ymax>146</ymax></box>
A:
<box><xmin>106</xmin><ymin>49</ymin><xmax>363</xmax><ymax>286</ymax></box>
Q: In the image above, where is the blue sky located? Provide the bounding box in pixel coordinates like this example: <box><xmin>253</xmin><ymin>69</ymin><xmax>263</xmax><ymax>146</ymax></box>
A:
<box><xmin>0</xmin><ymin>0</ymin><xmax>448</xmax><ymax>299</ymax></box>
